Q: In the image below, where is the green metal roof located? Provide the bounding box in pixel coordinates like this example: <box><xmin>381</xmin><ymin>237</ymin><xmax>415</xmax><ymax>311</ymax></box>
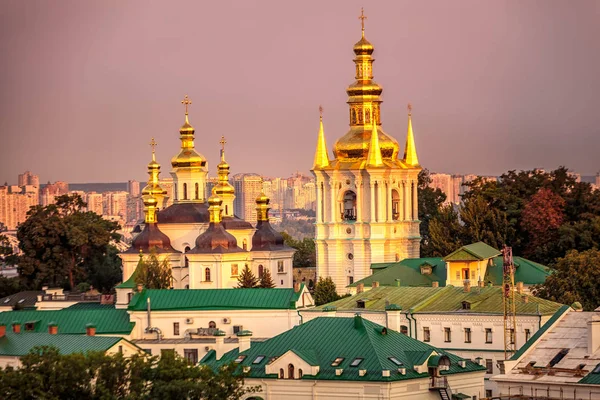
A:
<box><xmin>202</xmin><ymin>316</ymin><xmax>485</xmax><ymax>382</ymax></box>
<box><xmin>351</xmin><ymin>256</ymin><xmax>550</xmax><ymax>289</ymax></box>
<box><xmin>116</xmin><ymin>264</ymin><xmax>140</xmax><ymax>289</ymax></box>
<box><xmin>0</xmin><ymin>331</ymin><xmax>130</xmax><ymax>357</ymax></box>
<box><xmin>579</xmin><ymin>364</ymin><xmax>600</xmax><ymax>385</ymax></box>
<box><xmin>66</xmin><ymin>303</ymin><xmax>116</xmax><ymax>310</ymax></box>
<box><xmin>313</xmin><ymin>286</ymin><xmax>563</xmax><ymax>316</ymax></box>
<box><xmin>444</xmin><ymin>242</ymin><xmax>501</xmax><ymax>261</ymax></box>
<box><xmin>510</xmin><ymin>305</ymin><xmax>570</xmax><ymax>361</ymax></box>
<box><xmin>128</xmin><ymin>286</ymin><xmax>305</xmax><ymax>311</ymax></box>
<box><xmin>0</xmin><ymin>309</ymin><xmax>135</xmax><ymax>335</ymax></box>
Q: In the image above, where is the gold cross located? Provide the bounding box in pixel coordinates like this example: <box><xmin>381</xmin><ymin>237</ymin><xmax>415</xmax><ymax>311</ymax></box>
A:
<box><xmin>319</xmin><ymin>105</ymin><xmax>323</xmax><ymax>119</ymax></box>
<box><xmin>149</xmin><ymin>137</ymin><xmax>158</xmax><ymax>153</ymax></box>
<box><xmin>407</xmin><ymin>103</ymin><xmax>412</xmax><ymax>116</ymax></box>
<box><xmin>220</xmin><ymin>136</ymin><xmax>227</xmax><ymax>151</ymax></box>
<box><xmin>359</xmin><ymin>8</ymin><xmax>367</xmax><ymax>33</ymax></box>
<box><xmin>181</xmin><ymin>95</ymin><xmax>192</xmax><ymax>115</ymax></box>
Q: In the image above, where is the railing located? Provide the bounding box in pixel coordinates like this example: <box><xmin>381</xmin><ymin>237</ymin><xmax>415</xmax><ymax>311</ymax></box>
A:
<box><xmin>41</xmin><ymin>294</ymin><xmax>102</xmax><ymax>302</ymax></box>
<box><xmin>430</xmin><ymin>376</ymin><xmax>448</xmax><ymax>389</ymax></box>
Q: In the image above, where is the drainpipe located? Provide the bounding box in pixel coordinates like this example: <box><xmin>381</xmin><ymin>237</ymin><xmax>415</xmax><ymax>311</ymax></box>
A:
<box><xmin>297</xmin><ymin>310</ymin><xmax>304</xmax><ymax>325</ymax></box>
<box><xmin>406</xmin><ymin>309</ymin><xmax>416</xmax><ymax>340</ymax></box>
<box><xmin>404</xmin><ymin>311</ymin><xmax>412</xmax><ymax>337</ymax></box>
<box><xmin>410</xmin><ymin>309</ymin><xmax>417</xmax><ymax>340</ymax></box>
<box><xmin>147</xmin><ymin>297</ymin><xmax>151</xmax><ymax>329</ymax></box>
<box><xmin>537</xmin><ymin>304</ymin><xmax>542</xmax><ymax>330</ymax></box>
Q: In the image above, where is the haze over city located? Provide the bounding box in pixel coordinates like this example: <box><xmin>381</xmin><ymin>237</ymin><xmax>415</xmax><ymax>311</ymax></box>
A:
<box><xmin>1</xmin><ymin>0</ymin><xmax>599</xmax><ymax>184</ymax></box>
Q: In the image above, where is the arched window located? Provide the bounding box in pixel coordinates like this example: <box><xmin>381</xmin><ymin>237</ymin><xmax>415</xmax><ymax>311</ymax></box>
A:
<box><xmin>243</xmin><ymin>239</ymin><xmax>247</xmax><ymax>251</ymax></box>
<box><xmin>208</xmin><ymin>321</ymin><xmax>216</xmax><ymax>328</ymax></box>
<box><xmin>258</xmin><ymin>265</ymin><xmax>264</xmax><ymax>278</ymax></box>
<box><xmin>400</xmin><ymin>325</ymin><xmax>408</xmax><ymax>335</ymax></box>
<box><xmin>184</xmin><ymin>246</ymin><xmax>190</xmax><ymax>268</ymax></box>
<box><xmin>205</xmin><ymin>267</ymin><xmax>211</xmax><ymax>282</ymax></box>
<box><xmin>225</xmin><ymin>205</ymin><xmax>229</xmax><ymax>215</ymax></box>
<box><xmin>342</xmin><ymin>191</ymin><xmax>357</xmax><ymax>221</ymax></box>
<box><xmin>288</xmin><ymin>364</ymin><xmax>295</xmax><ymax>379</ymax></box>
<box><xmin>391</xmin><ymin>189</ymin><xmax>400</xmax><ymax>220</ymax></box>
<box><xmin>279</xmin><ymin>368</ymin><xmax>284</xmax><ymax>379</ymax></box>
<box><xmin>183</xmin><ymin>183</ymin><xmax>188</xmax><ymax>200</ymax></box>
<box><xmin>195</xmin><ymin>183</ymin><xmax>199</xmax><ymax>200</ymax></box>
<box><xmin>298</xmin><ymin>369</ymin><xmax>303</xmax><ymax>379</ymax></box>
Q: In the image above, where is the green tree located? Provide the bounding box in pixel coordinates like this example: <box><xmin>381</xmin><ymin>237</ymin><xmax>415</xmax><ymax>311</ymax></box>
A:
<box><xmin>135</xmin><ymin>251</ymin><xmax>172</xmax><ymax>290</ymax></box>
<box><xmin>313</xmin><ymin>276</ymin><xmax>339</xmax><ymax>306</ymax></box>
<box><xmin>427</xmin><ymin>205</ymin><xmax>464</xmax><ymax>257</ymax></box>
<box><xmin>17</xmin><ymin>194</ymin><xmax>120</xmax><ymax>289</ymax></box>
<box><xmin>259</xmin><ymin>268</ymin><xmax>275</xmax><ymax>288</ymax></box>
<box><xmin>237</xmin><ymin>264</ymin><xmax>258</xmax><ymax>288</ymax></box>
<box><xmin>459</xmin><ymin>195</ymin><xmax>511</xmax><ymax>251</ymax></box>
<box><xmin>534</xmin><ymin>249</ymin><xmax>600</xmax><ymax>311</ymax></box>
<box><xmin>417</xmin><ymin>169</ymin><xmax>448</xmax><ymax>257</ymax></box>
<box><xmin>0</xmin><ymin>234</ymin><xmax>17</xmax><ymax>267</ymax></box>
<box><xmin>85</xmin><ymin>244</ymin><xmax>123</xmax><ymax>293</ymax></box>
<box><xmin>281</xmin><ymin>232</ymin><xmax>316</xmax><ymax>269</ymax></box>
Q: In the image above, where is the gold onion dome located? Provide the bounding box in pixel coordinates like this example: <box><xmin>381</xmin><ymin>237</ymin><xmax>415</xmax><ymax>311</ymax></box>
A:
<box><xmin>142</xmin><ymin>138</ymin><xmax>167</xmax><ymax>199</ymax></box>
<box><xmin>213</xmin><ymin>136</ymin><xmax>235</xmax><ymax>196</ymax></box>
<box><xmin>256</xmin><ymin>192</ymin><xmax>269</xmax><ymax>206</ymax></box>
<box><xmin>171</xmin><ymin>95</ymin><xmax>207</xmax><ymax>169</ymax></box>
<box><xmin>353</xmin><ymin>35</ymin><xmax>374</xmax><ymax>55</ymax></box>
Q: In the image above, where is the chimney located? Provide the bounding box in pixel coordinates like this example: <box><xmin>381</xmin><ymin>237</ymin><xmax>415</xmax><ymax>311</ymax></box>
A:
<box><xmin>356</xmin><ymin>283</ymin><xmax>364</xmax><ymax>293</ymax></box>
<box><xmin>463</xmin><ymin>280</ymin><xmax>471</xmax><ymax>293</ymax></box>
<box><xmin>0</xmin><ymin>324</ymin><xmax>5</xmax><ymax>338</ymax></box>
<box><xmin>522</xmin><ymin>295</ymin><xmax>529</xmax><ymax>304</ymax></box>
<box><xmin>136</xmin><ymin>283</ymin><xmax>143</xmax><ymax>293</ymax></box>
<box><xmin>394</xmin><ymin>279</ymin><xmax>401</xmax><ymax>287</ymax></box>
<box><xmin>588</xmin><ymin>315</ymin><xmax>600</xmax><ymax>354</ymax></box>
<box><xmin>294</xmin><ymin>282</ymin><xmax>301</xmax><ymax>293</ymax></box>
<box><xmin>372</xmin><ymin>281</ymin><xmax>380</xmax><ymax>288</ymax></box>
<box><xmin>478</xmin><ymin>280</ymin><xmax>485</xmax><ymax>288</ymax></box>
<box><xmin>237</xmin><ymin>330</ymin><xmax>252</xmax><ymax>353</ymax></box>
<box><xmin>516</xmin><ymin>282</ymin><xmax>524</xmax><ymax>294</ymax></box>
<box><xmin>12</xmin><ymin>321</ymin><xmax>21</xmax><ymax>334</ymax></box>
<box><xmin>432</xmin><ymin>281</ymin><xmax>439</xmax><ymax>288</ymax></box>
<box><xmin>86</xmin><ymin>323</ymin><xmax>96</xmax><ymax>336</ymax></box>
<box><xmin>48</xmin><ymin>322</ymin><xmax>58</xmax><ymax>335</ymax></box>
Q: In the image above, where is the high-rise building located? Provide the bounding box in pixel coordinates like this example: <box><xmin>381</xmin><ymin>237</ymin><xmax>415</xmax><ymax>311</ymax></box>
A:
<box><xmin>311</xmin><ymin>20</ymin><xmax>421</xmax><ymax>292</ymax></box>
<box><xmin>105</xmin><ymin>191</ymin><xmax>129</xmax><ymax>220</ymax></box>
<box><xmin>86</xmin><ymin>192</ymin><xmax>104</xmax><ymax>215</ymax></box>
<box><xmin>0</xmin><ymin>186</ymin><xmax>38</xmax><ymax>230</ymax></box>
<box><xmin>127</xmin><ymin>180</ymin><xmax>140</xmax><ymax>197</ymax></box>
<box><xmin>232</xmin><ymin>174</ymin><xmax>263</xmax><ymax>223</ymax></box>
<box><xmin>40</xmin><ymin>181</ymin><xmax>69</xmax><ymax>206</ymax></box>
<box><xmin>18</xmin><ymin>171</ymin><xmax>39</xmax><ymax>188</ymax></box>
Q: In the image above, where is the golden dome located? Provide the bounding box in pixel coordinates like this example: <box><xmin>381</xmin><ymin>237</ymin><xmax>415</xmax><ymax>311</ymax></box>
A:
<box><xmin>208</xmin><ymin>194</ymin><xmax>222</xmax><ymax>207</ymax></box>
<box><xmin>171</xmin><ymin>148</ymin><xmax>206</xmax><ymax>169</ymax></box>
<box><xmin>256</xmin><ymin>192</ymin><xmax>269</xmax><ymax>206</ymax></box>
<box><xmin>353</xmin><ymin>36</ymin><xmax>374</xmax><ymax>55</ymax></box>
<box><xmin>333</xmin><ymin>126</ymin><xmax>400</xmax><ymax>161</ymax></box>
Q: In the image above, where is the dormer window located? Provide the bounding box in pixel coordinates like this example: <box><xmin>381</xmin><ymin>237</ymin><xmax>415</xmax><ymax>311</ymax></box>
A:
<box><xmin>253</xmin><ymin>355</ymin><xmax>265</xmax><ymax>364</ymax></box>
<box><xmin>350</xmin><ymin>358</ymin><xmax>363</xmax><ymax>367</ymax></box>
<box><xmin>331</xmin><ymin>357</ymin><xmax>345</xmax><ymax>367</ymax></box>
<box><xmin>420</xmin><ymin>264</ymin><xmax>432</xmax><ymax>275</ymax></box>
<box><xmin>389</xmin><ymin>357</ymin><xmax>403</xmax><ymax>366</ymax></box>
<box><xmin>461</xmin><ymin>301</ymin><xmax>471</xmax><ymax>310</ymax></box>
<box><xmin>356</xmin><ymin>299</ymin><xmax>369</xmax><ymax>308</ymax></box>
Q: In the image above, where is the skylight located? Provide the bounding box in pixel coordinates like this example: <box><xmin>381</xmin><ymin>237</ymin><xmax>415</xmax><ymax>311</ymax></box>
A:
<box><xmin>548</xmin><ymin>348</ymin><xmax>569</xmax><ymax>367</ymax></box>
<box><xmin>18</xmin><ymin>299</ymin><xmax>25</xmax><ymax>304</ymax></box>
<box><xmin>252</xmin><ymin>355</ymin><xmax>265</xmax><ymax>364</ymax></box>
<box><xmin>3</xmin><ymin>298</ymin><xmax>10</xmax><ymax>304</ymax></box>
<box><xmin>234</xmin><ymin>355</ymin><xmax>246</xmax><ymax>363</ymax></box>
<box><xmin>350</xmin><ymin>358</ymin><xmax>363</xmax><ymax>367</ymax></box>
<box><xmin>389</xmin><ymin>357</ymin><xmax>403</xmax><ymax>366</ymax></box>
<box><xmin>331</xmin><ymin>357</ymin><xmax>344</xmax><ymax>367</ymax></box>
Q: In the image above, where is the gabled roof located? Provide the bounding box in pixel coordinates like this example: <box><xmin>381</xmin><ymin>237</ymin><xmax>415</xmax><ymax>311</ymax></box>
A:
<box><xmin>0</xmin><ymin>309</ymin><xmax>134</xmax><ymax>335</ymax></box>
<box><xmin>128</xmin><ymin>287</ymin><xmax>306</xmax><ymax>311</ymax></box>
<box><xmin>0</xmin><ymin>332</ymin><xmax>133</xmax><ymax>357</ymax></box>
<box><xmin>444</xmin><ymin>242</ymin><xmax>501</xmax><ymax>261</ymax></box>
<box><xmin>201</xmin><ymin>316</ymin><xmax>484</xmax><ymax>382</ymax></box>
<box><xmin>0</xmin><ymin>291</ymin><xmax>42</xmax><ymax>309</ymax></box>
<box><xmin>313</xmin><ymin>286</ymin><xmax>563</xmax><ymax>316</ymax></box>
<box><xmin>485</xmin><ymin>257</ymin><xmax>552</xmax><ymax>285</ymax></box>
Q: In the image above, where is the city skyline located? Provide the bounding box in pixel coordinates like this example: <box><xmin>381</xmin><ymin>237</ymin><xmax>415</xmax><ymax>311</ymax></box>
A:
<box><xmin>1</xmin><ymin>1</ymin><xmax>600</xmax><ymax>184</ymax></box>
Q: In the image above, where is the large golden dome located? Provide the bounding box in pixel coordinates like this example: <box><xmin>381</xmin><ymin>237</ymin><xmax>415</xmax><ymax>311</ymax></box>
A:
<box><xmin>334</xmin><ymin>126</ymin><xmax>400</xmax><ymax>161</ymax></box>
<box><xmin>171</xmin><ymin>115</ymin><xmax>207</xmax><ymax>169</ymax></box>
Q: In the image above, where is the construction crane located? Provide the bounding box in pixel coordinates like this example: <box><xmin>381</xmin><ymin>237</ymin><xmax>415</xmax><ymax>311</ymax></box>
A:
<box><xmin>502</xmin><ymin>245</ymin><xmax>517</xmax><ymax>360</ymax></box>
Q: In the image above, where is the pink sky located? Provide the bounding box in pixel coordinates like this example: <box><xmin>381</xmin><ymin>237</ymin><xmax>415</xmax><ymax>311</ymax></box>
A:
<box><xmin>1</xmin><ymin>0</ymin><xmax>599</xmax><ymax>183</ymax></box>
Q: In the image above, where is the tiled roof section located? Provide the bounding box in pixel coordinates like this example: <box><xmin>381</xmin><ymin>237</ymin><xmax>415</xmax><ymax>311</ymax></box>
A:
<box><xmin>123</xmin><ymin>223</ymin><xmax>180</xmax><ymax>254</ymax></box>
<box><xmin>0</xmin><ymin>291</ymin><xmax>42</xmax><ymax>309</ymax></box>
<box><xmin>354</xmin><ymin>256</ymin><xmax>550</xmax><ymax>288</ymax></box>
<box><xmin>444</xmin><ymin>242</ymin><xmax>501</xmax><ymax>261</ymax></box>
<box><xmin>0</xmin><ymin>309</ymin><xmax>135</xmax><ymax>335</ymax></box>
<box><xmin>188</xmin><ymin>222</ymin><xmax>244</xmax><ymax>254</ymax></box>
<box><xmin>128</xmin><ymin>287</ymin><xmax>304</xmax><ymax>311</ymax></box>
<box><xmin>202</xmin><ymin>317</ymin><xmax>485</xmax><ymax>382</ymax></box>
<box><xmin>0</xmin><ymin>332</ymin><xmax>127</xmax><ymax>356</ymax></box>
<box><xmin>313</xmin><ymin>286</ymin><xmax>563</xmax><ymax>315</ymax></box>
<box><xmin>157</xmin><ymin>202</ymin><xmax>210</xmax><ymax>224</ymax></box>
<box><xmin>221</xmin><ymin>216</ymin><xmax>254</xmax><ymax>230</ymax></box>
<box><xmin>251</xmin><ymin>220</ymin><xmax>294</xmax><ymax>252</ymax></box>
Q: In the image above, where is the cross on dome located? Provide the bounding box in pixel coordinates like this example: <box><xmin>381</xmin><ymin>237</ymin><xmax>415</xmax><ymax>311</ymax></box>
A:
<box><xmin>181</xmin><ymin>95</ymin><xmax>192</xmax><ymax>115</ymax></box>
<box><xmin>359</xmin><ymin>8</ymin><xmax>367</xmax><ymax>35</ymax></box>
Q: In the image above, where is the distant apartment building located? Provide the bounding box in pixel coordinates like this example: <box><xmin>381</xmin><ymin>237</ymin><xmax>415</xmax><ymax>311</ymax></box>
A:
<box><xmin>232</xmin><ymin>173</ymin><xmax>263</xmax><ymax>223</ymax></box>
<box><xmin>105</xmin><ymin>191</ymin><xmax>129</xmax><ymax>221</ymax></box>
<box><xmin>18</xmin><ymin>171</ymin><xmax>39</xmax><ymax>188</ymax></box>
<box><xmin>127</xmin><ymin>180</ymin><xmax>140</xmax><ymax>197</ymax></box>
<box><xmin>158</xmin><ymin>178</ymin><xmax>174</xmax><ymax>209</ymax></box>
<box><xmin>0</xmin><ymin>186</ymin><xmax>38</xmax><ymax>230</ymax></box>
<box><xmin>40</xmin><ymin>181</ymin><xmax>69</xmax><ymax>206</ymax></box>
<box><xmin>429</xmin><ymin>173</ymin><xmax>497</xmax><ymax>204</ymax></box>
<box><xmin>86</xmin><ymin>192</ymin><xmax>104</xmax><ymax>215</ymax></box>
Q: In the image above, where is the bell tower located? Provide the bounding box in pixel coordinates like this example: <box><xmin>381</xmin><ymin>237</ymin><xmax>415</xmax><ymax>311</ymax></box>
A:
<box><xmin>311</xmin><ymin>10</ymin><xmax>421</xmax><ymax>293</ymax></box>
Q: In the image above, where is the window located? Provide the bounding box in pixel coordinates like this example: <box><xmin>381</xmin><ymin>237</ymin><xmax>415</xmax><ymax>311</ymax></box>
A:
<box><xmin>486</xmin><ymin>390</ymin><xmax>493</xmax><ymax>398</ymax></box>
<box><xmin>128</xmin><ymin>292</ymin><xmax>133</xmax><ymax>302</ymax></box>
<box><xmin>195</xmin><ymin>183</ymin><xmax>199</xmax><ymax>200</ymax></box>
<box><xmin>173</xmin><ymin>322</ymin><xmax>180</xmax><ymax>336</ymax></box>
<box><xmin>231</xmin><ymin>264</ymin><xmax>239</xmax><ymax>277</ymax></box>
<box><xmin>464</xmin><ymin>328</ymin><xmax>472</xmax><ymax>343</ymax></box>
<box><xmin>423</xmin><ymin>327</ymin><xmax>431</xmax><ymax>342</ymax></box>
<box><xmin>277</xmin><ymin>260</ymin><xmax>284</xmax><ymax>273</ymax></box>
<box><xmin>234</xmin><ymin>355</ymin><xmax>246</xmax><ymax>363</ymax></box>
<box><xmin>342</xmin><ymin>191</ymin><xmax>357</xmax><ymax>221</ymax></box>
<box><xmin>184</xmin><ymin>349</ymin><xmax>198</xmax><ymax>364</ymax></box>
<box><xmin>549</xmin><ymin>348</ymin><xmax>569</xmax><ymax>367</ymax></box>
<box><xmin>208</xmin><ymin>321</ymin><xmax>216</xmax><ymax>329</ymax></box>
<box><xmin>331</xmin><ymin>357</ymin><xmax>344</xmax><ymax>367</ymax></box>
<box><xmin>400</xmin><ymin>325</ymin><xmax>408</xmax><ymax>335</ymax></box>
<box><xmin>525</xmin><ymin>329</ymin><xmax>531</xmax><ymax>342</ymax></box>
<box><xmin>485</xmin><ymin>328</ymin><xmax>493</xmax><ymax>343</ymax></box>
<box><xmin>184</xmin><ymin>246</ymin><xmax>190</xmax><ymax>268</ymax></box>
<box><xmin>183</xmin><ymin>183</ymin><xmax>188</xmax><ymax>200</ymax></box>
<box><xmin>279</xmin><ymin>368</ymin><xmax>284</xmax><ymax>379</ymax></box>
<box><xmin>462</xmin><ymin>301</ymin><xmax>471</xmax><ymax>310</ymax></box>
<box><xmin>242</xmin><ymin>239</ymin><xmax>247</xmax><ymax>250</ymax></box>
<box><xmin>25</xmin><ymin>323</ymin><xmax>35</xmax><ymax>331</ymax></box>
<box><xmin>258</xmin><ymin>265</ymin><xmax>264</xmax><ymax>278</ymax></box>
<box><xmin>288</xmin><ymin>364</ymin><xmax>295</xmax><ymax>379</ymax></box>
<box><xmin>205</xmin><ymin>267</ymin><xmax>211</xmax><ymax>282</ymax></box>
<box><xmin>444</xmin><ymin>327</ymin><xmax>451</xmax><ymax>343</ymax></box>
<box><xmin>510</xmin><ymin>328</ymin><xmax>515</xmax><ymax>344</ymax></box>
<box><xmin>119</xmin><ymin>345</ymin><xmax>123</xmax><ymax>354</ymax></box>
<box><xmin>389</xmin><ymin>357</ymin><xmax>403</xmax><ymax>366</ymax></box>
<box><xmin>391</xmin><ymin>189</ymin><xmax>400</xmax><ymax>220</ymax></box>
<box><xmin>253</xmin><ymin>355</ymin><xmax>265</xmax><ymax>364</ymax></box>
<box><xmin>298</xmin><ymin>369</ymin><xmax>303</xmax><ymax>378</ymax></box>
<box><xmin>348</xmin><ymin>276</ymin><xmax>354</xmax><ymax>285</ymax></box>
<box><xmin>143</xmin><ymin>348</ymin><xmax>152</xmax><ymax>355</ymax></box>
<box><xmin>350</xmin><ymin>358</ymin><xmax>363</xmax><ymax>367</ymax></box>
<box><xmin>485</xmin><ymin>359</ymin><xmax>493</xmax><ymax>374</ymax></box>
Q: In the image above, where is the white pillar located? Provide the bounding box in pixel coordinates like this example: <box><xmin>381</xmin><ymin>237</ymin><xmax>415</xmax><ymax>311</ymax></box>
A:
<box><xmin>412</xmin><ymin>179</ymin><xmax>418</xmax><ymax>221</ymax></box>
<box><xmin>403</xmin><ymin>181</ymin><xmax>410</xmax><ymax>221</ymax></box>
<box><xmin>356</xmin><ymin>179</ymin><xmax>363</xmax><ymax>221</ymax></box>
<box><xmin>370</xmin><ymin>182</ymin><xmax>376</xmax><ymax>222</ymax></box>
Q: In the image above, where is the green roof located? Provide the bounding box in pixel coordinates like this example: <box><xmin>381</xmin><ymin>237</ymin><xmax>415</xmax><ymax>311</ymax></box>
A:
<box><xmin>0</xmin><ymin>309</ymin><xmax>135</xmax><ymax>335</ymax></box>
<box><xmin>202</xmin><ymin>316</ymin><xmax>484</xmax><ymax>382</ymax></box>
<box><xmin>579</xmin><ymin>364</ymin><xmax>600</xmax><ymax>385</ymax></box>
<box><xmin>116</xmin><ymin>264</ymin><xmax>140</xmax><ymax>289</ymax></box>
<box><xmin>313</xmin><ymin>286</ymin><xmax>563</xmax><ymax>315</ymax></box>
<box><xmin>66</xmin><ymin>303</ymin><xmax>116</xmax><ymax>310</ymax></box>
<box><xmin>444</xmin><ymin>242</ymin><xmax>501</xmax><ymax>261</ymax></box>
<box><xmin>128</xmin><ymin>286</ymin><xmax>305</xmax><ymax>311</ymax></box>
<box><xmin>510</xmin><ymin>305</ymin><xmax>570</xmax><ymax>361</ymax></box>
<box><xmin>0</xmin><ymin>332</ymin><xmax>130</xmax><ymax>357</ymax></box>
<box><xmin>352</xmin><ymin>256</ymin><xmax>550</xmax><ymax>289</ymax></box>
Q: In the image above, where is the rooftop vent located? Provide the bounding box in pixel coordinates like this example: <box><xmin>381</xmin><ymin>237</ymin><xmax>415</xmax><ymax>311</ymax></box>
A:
<box><xmin>335</xmin><ymin>368</ymin><xmax>343</xmax><ymax>376</ymax></box>
<box><xmin>359</xmin><ymin>369</ymin><xmax>367</xmax><ymax>376</ymax></box>
<box><xmin>382</xmin><ymin>370</ymin><xmax>390</xmax><ymax>377</ymax></box>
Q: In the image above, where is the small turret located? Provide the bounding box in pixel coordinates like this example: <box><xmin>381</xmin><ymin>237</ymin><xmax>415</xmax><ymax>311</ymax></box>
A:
<box><xmin>403</xmin><ymin>104</ymin><xmax>419</xmax><ymax>167</ymax></box>
<box><xmin>366</xmin><ymin>109</ymin><xmax>383</xmax><ymax>167</ymax></box>
<box><xmin>312</xmin><ymin>106</ymin><xmax>330</xmax><ymax>170</ymax></box>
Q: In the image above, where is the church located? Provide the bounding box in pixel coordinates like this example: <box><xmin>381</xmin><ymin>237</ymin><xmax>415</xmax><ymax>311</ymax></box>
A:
<box><xmin>118</xmin><ymin>98</ymin><xmax>295</xmax><ymax>292</ymax></box>
<box><xmin>311</xmin><ymin>12</ymin><xmax>422</xmax><ymax>292</ymax></box>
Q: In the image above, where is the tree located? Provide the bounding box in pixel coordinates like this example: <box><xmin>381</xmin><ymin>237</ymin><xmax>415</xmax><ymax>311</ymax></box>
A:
<box><xmin>459</xmin><ymin>195</ymin><xmax>511</xmax><ymax>251</ymax></box>
<box><xmin>135</xmin><ymin>251</ymin><xmax>172</xmax><ymax>290</ymax></box>
<box><xmin>83</xmin><ymin>244</ymin><xmax>123</xmax><ymax>293</ymax></box>
<box><xmin>427</xmin><ymin>205</ymin><xmax>464</xmax><ymax>257</ymax></box>
<box><xmin>281</xmin><ymin>232</ymin><xmax>316</xmax><ymax>269</ymax></box>
<box><xmin>534</xmin><ymin>249</ymin><xmax>600</xmax><ymax>311</ymax></box>
<box><xmin>17</xmin><ymin>194</ymin><xmax>120</xmax><ymax>289</ymax></box>
<box><xmin>0</xmin><ymin>235</ymin><xmax>17</xmax><ymax>267</ymax></box>
<box><xmin>417</xmin><ymin>169</ymin><xmax>448</xmax><ymax>257</ymax></box>
<box><xmin>313</xmin><ymin>276</ymin><xmax>339</xmax><ymax>306</ymax></box>
<box><xmin>237</xmin><ymin>264</ymin><xmax>258</xmax><ymax>288</ymax></box>
<box><xmin>259</xmin><ymin>268</ymin><xmax>275</xmax><ymax>288</ymax></box>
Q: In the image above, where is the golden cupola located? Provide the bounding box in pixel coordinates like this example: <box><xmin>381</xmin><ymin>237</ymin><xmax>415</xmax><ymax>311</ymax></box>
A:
<box><xmin>212</xmin><ymin>136</ymin><xmax>235</xmax><ymax>197</ymax></box>
<box><xmin>333</xmin><ymin>9</ymin><xmax>401</xmax><ymax>164</ymax></box>
<box><xmin>171</xmin><ymin>95</ymin><xmax>207</xmax><ymax>170</ymax></box>
<box><xmin>141</xmin><ymin>138</ymin><xmax>167</xmax><ymax>208</ymax></box>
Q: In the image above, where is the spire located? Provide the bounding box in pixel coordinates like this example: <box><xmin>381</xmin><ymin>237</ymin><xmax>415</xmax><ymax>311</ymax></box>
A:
<box><xmin>403</xmin><ymin>103</ymin><xmax>420</xmax><ymax>167</ymax></box>
<box><xmin>367</xmin><ymin>109</ymin><xmax>383</xmax><ymax>167</ymax></box>
<box><xmin>313</xmin><ymin>106</ymin><xmax>330</xmax><ymax>169</ymax></box>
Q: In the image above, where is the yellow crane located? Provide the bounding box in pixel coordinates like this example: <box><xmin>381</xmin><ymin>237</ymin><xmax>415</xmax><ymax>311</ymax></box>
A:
<box><xmin>502</xmin><ymin>245</ymin><xmax>517</xmax><ymax>360</ymax></box>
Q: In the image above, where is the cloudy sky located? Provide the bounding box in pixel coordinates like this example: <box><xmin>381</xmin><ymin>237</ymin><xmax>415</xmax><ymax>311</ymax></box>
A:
<box><xmin>1</xmin><ymin>0</ymin><xmax>599</xmax><ymax>184</ymax></box>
